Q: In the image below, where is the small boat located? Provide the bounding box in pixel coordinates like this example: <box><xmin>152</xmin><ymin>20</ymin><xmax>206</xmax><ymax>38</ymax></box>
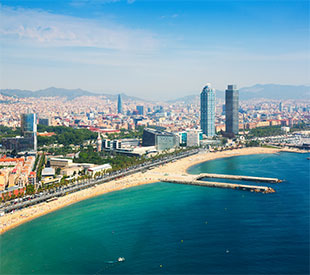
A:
<box><xmin>118</xmin><ymin>257</ymin><xmax>125</xmax><ymax>262</ymax></box>
<box><xmin>307</xmin><ymin>157</ymin><xmax>310</xmax><ymax>160</ymax></box>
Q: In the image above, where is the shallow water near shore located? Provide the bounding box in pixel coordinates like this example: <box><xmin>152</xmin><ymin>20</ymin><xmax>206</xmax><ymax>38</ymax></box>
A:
<box><xmin>0</xmin><ymin>152</ymin><xmax>309</xmax><ymax>274</ymax></box>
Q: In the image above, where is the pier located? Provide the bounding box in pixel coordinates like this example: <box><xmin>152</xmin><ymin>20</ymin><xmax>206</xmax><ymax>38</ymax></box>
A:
<box><xmin>161</xmin><ymin>178</ymin><xmax>275</xmax><ymax>193</ymax></box>
<box><xmin>195</xmin><ymin>173</ymin><xmax>282</xmax><ymax>183</ymax></box>
<box><xmin>159</xmin><ymin>172</ymin><xmax>281</xmax><ymax>194</ymax></box>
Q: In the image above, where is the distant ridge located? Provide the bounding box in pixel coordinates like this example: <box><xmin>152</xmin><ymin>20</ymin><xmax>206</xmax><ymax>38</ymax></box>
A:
<box><xmin>1</xmin><ymin>84</ymin><xmax>309</xmax><ymax>102</ymax></box>
<box><xmin>239</xmin><ymin>84</ymin><xmax>309</xmax><ymax>100</ymax></box>
<box><xmin>0</xmin><ymin>87</ymin><xmax>146</xmax><ymax>101</ymax></box>
<box><xmin>168</xmin><ymin>84</ymin><xmax>310</xmax><ymax>102</ymax></box>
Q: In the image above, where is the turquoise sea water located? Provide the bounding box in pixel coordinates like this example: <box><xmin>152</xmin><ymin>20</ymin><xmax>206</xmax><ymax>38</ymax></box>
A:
<box><xmin>0</xmin><ymin>152</ymin><xmax>309</xmax><ymax>274</ymax></box>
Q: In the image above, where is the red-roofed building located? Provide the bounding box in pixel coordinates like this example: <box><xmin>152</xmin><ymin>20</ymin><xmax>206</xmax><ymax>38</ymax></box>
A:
<box><xmin>0</xmin><ymin>156</ymin><xmax>24</xmax><ymax>166</ymax></box>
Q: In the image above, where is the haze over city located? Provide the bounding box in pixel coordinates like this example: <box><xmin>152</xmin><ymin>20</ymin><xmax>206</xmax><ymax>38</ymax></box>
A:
<box><xmin>0</xmin><ymin>0</ymin><xmax>309</xmax><ymax>100</ymax></box>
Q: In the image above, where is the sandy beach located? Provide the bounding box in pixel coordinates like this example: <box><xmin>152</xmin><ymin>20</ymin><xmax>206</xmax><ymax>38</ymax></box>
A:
<box><xmin>0</xmin><ymin>147</ymin><xmax>307</xmax><ymax>235</ymax></box>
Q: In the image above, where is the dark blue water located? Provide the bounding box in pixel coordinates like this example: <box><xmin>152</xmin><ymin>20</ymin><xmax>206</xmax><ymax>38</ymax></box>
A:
<box><xmin>0</xmin><ymin>152</ymin><xmax>309</xmax><ymax>274</ymax></box>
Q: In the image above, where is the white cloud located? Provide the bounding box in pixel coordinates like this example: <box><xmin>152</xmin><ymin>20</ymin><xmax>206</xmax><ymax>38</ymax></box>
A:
<box><xmin>0</xmin><ymin>5</ymin><xmax>158</xmax><ymax>51</ymax></box>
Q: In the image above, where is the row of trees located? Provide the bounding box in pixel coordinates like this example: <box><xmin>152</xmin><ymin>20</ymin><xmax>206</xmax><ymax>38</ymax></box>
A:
<box><xmin>2</xmin><ymin>147</ymin><xmax>195</xmax><ymax>202</ymax></box>
<box><xmin>74</xmin><ymin>145</ymin><xmax>194</xmax><ymax>171</ymax></box>
<box><xmin>43</xmin><ymin>145</ymin><xmax>78</xmax><ymax>156</ymax></box>
<box><xmin>1</xmin><ymin>190</ymin><xmax>25</xmax><ymax>202</ymax></box>
<box><xmin>32</xmin><ymin>155</ymin><xmax>40</xmax><ymax>172</ymax></box>
<box><xmin>36</xmin><ymin>154</ymin><xmax>46</xmax><ymax>181</ymax></box>
<box><xmin>36</xmin><ymin>174</ymin><xmax>93</xmax><ymax>193</ymax></box>
<box><xmin>74</xmin><ymin>146</ymin><xmax>148</xmax><ymax>170</ymax></box>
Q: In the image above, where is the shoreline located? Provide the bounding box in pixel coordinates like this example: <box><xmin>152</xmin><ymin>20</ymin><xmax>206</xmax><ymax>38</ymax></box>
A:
<box><xmin>0</xmin><ymin>147</ymin><xmax>307</xmax><ymax>235</ymax></box>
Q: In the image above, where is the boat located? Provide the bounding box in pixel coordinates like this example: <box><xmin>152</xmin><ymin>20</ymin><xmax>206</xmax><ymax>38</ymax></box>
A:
<box><xmin>118</xmin><ymin>257</ymin><xmax>125</xmax><ymax>262</ymax></box>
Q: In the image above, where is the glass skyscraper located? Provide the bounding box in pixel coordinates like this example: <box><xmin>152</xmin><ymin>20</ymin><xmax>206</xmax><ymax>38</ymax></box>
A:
<box><xmin>21</xmin><ymin>113</ymin><xmax>37</xmax><ymax>134</ymax></box>
<box><xmin>117</xmin><ymin>94</ymin><xmax>123</xmax><ymax>114</ymax></box>
<box><xmin>136</xmin><ymin>105</ymin><xmax>144</xmax><ymax>115</ymax></box>
<box><xmin>225</xmin><ymin>85</ymin><xmax>239</xmax><ymax>136</ymax></box>
<box><xmin>200</xmin><ymin>84</ymin><xmax>215</xmax><ymax>137</ymax></box>
<box><xmin>21</xmin><ymin>113</ymin><xmax>37</xmax><ymax>151</ymax></box>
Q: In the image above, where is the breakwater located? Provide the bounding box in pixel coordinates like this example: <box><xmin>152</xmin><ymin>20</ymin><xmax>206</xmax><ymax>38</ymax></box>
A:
<box><xmin>161</xmin><ymin>179</ymin><xmax>275</xmax><ymax>193</ymax></box>
<box><xmin>196</xmin><ymin>173</ymin><xmax>282</xmax><ymax>183</ymax></box>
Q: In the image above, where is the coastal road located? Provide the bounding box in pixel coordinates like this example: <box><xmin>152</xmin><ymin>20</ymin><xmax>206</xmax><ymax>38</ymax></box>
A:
<box><xmin>1</xmin><ymin>149</ymin><xmax>199</xmax><ymax>214</ymax></box>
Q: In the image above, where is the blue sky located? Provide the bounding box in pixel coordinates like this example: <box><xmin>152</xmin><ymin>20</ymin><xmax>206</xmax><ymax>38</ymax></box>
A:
<box><xmin>0</xmin><ymin>0</ymin><xmax>308</xmax><ymax>100</ymax></box>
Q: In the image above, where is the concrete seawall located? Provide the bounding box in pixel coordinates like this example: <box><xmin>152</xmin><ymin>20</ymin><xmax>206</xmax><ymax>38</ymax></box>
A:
<box><xmin>162</xmin><ymin>179</ymin><xmax>275</xmax><ymax>194</ymax></box>
<box><xmin>196</xmin><ymin>173</ymin><xmax>282</xmax><ymax>183</ymax></box>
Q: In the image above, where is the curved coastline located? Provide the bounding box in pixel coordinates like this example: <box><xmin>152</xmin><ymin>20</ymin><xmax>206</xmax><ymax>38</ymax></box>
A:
<box><xmin>0</xmin><ymin>147</ymin><xmax>306</xmax><ymax>235</ymax></box>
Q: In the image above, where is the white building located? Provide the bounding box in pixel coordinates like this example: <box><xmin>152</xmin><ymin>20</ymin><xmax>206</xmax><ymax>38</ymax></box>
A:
<box><xmin>281</xmin><ymin>126</ymin><xmax>290</xmax><ymax>133</ymax></box>
<box><xmin>87</xmin><ymin>164</ymin><xmax>112</xmax><ymax>175</ymax></box>
<box><xmin>186</xmin><ymin>130</ymin><xmax>200</xmax><ymax>147</ymax></box>
<box><xmin>41</xmin><ymin>167</ymin><xmax>55</xmax><ymax>178</ymax></box>
<box><xmin>50</xmin><ymin>158</ymin><xmax>73</xmax><ymax>167</ymax></box>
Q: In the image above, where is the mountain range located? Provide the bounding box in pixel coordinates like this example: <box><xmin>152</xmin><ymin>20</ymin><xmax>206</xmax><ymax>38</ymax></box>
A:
<box><xmin>0</xmin><ymin>87</ymin><xmax>144</xmax><ymax>101</ymax></box>
<box><xmin>0</xmin><ymin>84</ymin><xmax>309</xmax><ymax>102</ymax></box>
<box><xmin>168</xmin><ymin>84</ymin><xmax>310</xmax><ymax>102</ymax></box>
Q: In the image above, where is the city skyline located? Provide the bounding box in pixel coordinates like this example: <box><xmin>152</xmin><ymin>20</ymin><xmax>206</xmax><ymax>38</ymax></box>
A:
<box><xmin>0</xmin><ymin>0</ymin><xmax>309</xmax><ymax>100</ymax></box>
<box><xmin>0</xmin><ymin>1</ymin><xmax>309</xmax><ymax>274</ymax></box>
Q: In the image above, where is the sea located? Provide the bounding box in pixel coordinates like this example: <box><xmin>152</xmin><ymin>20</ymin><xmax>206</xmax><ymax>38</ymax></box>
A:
<box><xmin>0</xmin><ymin>152</ymin><xmax>309</xmax><ymax>274</ymax></box>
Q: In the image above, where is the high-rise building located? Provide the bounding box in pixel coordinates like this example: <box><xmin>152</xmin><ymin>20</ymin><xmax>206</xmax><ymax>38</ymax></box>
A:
<box><xmin>279</xmin><ymin>102</ymin><xmax>283</xmax><ymax>112</ymax></box>
<box><xmin>38</xmin><ymin>118</ymin><xmax>50</xmax><ymax>126</ymax></box>
<box><xmin>117</xmin><ymin>94</ymin><xmax>122</xmax><ymax>114</ymax></box>
<box><xmin>21</xmin><ymin>113</ymin><xmax>37</xmax><ymax>135</ymax></box>
<box><xmin>225</xmin><ymin>85</ymin><xmax>239</xmax><ymax>136</ymax></box>
<box><xmin>21</xmin><ymin>113</ymin><xmax>37</xmax><ymax>151</ymax></box>
<box><xmin>136</xmin><ymin>105</ymin><xmax>144</xmax><ymax>115</ymax></box>
<box><xmin>200</xmin><ymin>84</ymin><xmax>215</xmax><ymax>137</ymax></box>
<box><xmin>287</xmin><ymin>105</ymin><xmax>292</xmax><ymax>113</ymax></box>
<box><xmin>186</xmin><ymin>130</ymin><xmax>201</xmax><ymax>147</ymax></box>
